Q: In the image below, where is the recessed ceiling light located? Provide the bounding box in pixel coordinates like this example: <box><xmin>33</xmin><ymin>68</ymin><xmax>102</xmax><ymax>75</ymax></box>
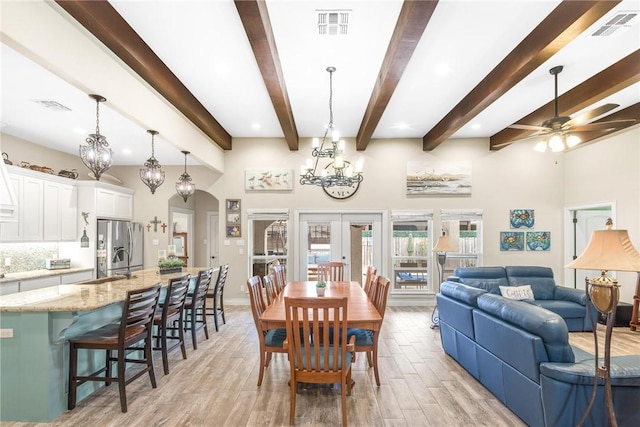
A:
<box><xmin>121</xmin><ymin>148</ymin><xmax>132</xmax><ymax>155</ymax></box>
<box><xmin>251</xmin><ymin>122</ymin><xmax>261</xmax><ymax>129</ymax></box>
<box><xmin>73</xmin><ymin>127</ymin><xmax>86</xmax><ymax>134</ymax></box>
<box><xmin>471</xmin><ymin>123</ymin><xmax>482</xmax><ymax>130</ymax></box>
<box><xmin>392</xmin><ymin>123</ymin><xmax>410</xmax><ymax>130</ymax></box>
<box><xmin>215</xmin><ymin>64</ymin><xmax>231</xmax><ymax>76</ymax></box>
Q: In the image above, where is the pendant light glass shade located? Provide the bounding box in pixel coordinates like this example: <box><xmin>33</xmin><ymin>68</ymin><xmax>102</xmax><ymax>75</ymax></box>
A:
<box><xmin>139</xmin><ymin>130</ymin><xmax>165</xmax><ymax>194</ymax></box>
<box><xmin>79</xmin><ymin>94</ymin><xmax>113</xmax><ymax>180</ymax></box>
<box><xmin>176</xmin><ymin>150</ymin><xmax>195</xmax><ymax>202</ymax></box>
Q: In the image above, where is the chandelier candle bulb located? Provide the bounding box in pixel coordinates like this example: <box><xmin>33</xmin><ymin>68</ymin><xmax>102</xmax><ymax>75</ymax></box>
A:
<box><xmin>355</xmin><ymin>158</ymin><xmax>364</xmax><ymax>173</ymax></box>
<box><xmin>312</xmin><ymin>138</ymin><xmax>319</xmax><ymax>148</ymax></box>
<box><xmin>335</xmin><ymin>155</ymin><xmax>344</xmax><ymax>169</ymax></box>
<box><xmin>332</xmin><ymin>129</ymin><xmax>339</xmax><ymax>142</ymax></box>
<box><xmin>338</xmin><ymin>139</ymin><xmax>345</xmax><ymax>151</ymax></box>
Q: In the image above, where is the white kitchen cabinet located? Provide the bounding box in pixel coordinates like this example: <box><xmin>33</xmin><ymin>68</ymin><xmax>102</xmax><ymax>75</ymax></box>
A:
<box><xmin>0</xmin><ymin>173</ymin><xmax>43</xmax><ymax>242</ymax></box>
<box><xmin>43</xmin><ymin>181</ymin><xmax>77</xmax><ymax>241</ymax></box>
<box><xmin>19</xmin><ymin>275</ymin><xmax>60</xmax><ymax>292</ymax></box>
<box><xmin>60</xmin><ymin>270</ymin><xmax>93</xmax><ymax>284</ymax></box>
<box><xmin>95</xmin><ymin>187</ymin><xmax>133</xmax><ymax>220</ymax></box>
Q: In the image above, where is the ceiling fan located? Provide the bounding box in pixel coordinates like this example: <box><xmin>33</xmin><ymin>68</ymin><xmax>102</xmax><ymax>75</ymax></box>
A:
<box><xmin>502</xmin><ymin>65</ymin><xmax>636</xmax><ymax>152</ymax></box>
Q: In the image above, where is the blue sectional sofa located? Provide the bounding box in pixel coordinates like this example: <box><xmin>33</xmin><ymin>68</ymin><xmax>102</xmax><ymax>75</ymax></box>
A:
<box><xmin>437</xmin><ymin>279</ymin><xmax>640</xmax><ymax>427</ymax></box>
<box><xmin>450</xmin><ymin>266</ymin><xmax>592</xmax><ymax>331</ymax></box>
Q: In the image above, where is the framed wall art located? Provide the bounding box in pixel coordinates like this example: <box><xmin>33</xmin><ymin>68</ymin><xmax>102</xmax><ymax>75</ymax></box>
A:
<box><xmin>245</xmin><ymin>168</ymin><xmax>294</xmax><ymax>191</ymax></box>
<box><xmin>510</xmin><ymin>209</ymin><xmax>534</xmax><ymax>229</ymax></box>
<box><xmin>500</xmin><ymin>231</ymin><xmax>524</xmax><ymax>251</ymax></box>
<box><xmin>526</xmin><ymin>231</ymin><xmax>551</xmax><ymax>251</ymax></box>
<box><xmin>406</xmin><ymin>161</ymin><xmax>472</xmax><ymax>195</ymax></box>
<box><xmin>225</xmin><ymin>199</ymin><xmax>241</xmax><ymax>237</ymax></box>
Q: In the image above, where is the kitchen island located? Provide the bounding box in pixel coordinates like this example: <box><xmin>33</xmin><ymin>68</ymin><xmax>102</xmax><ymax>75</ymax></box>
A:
<box><xmin>0</xmin><ymin>267</ymin><xmax>204</xmax><ymax>422</ymax></box>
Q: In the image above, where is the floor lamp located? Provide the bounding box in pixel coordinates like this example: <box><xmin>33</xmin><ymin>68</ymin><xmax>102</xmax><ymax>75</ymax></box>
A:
<box><xmin>565</xmin><ymin>220</ymin><xmax>640</xmax><ymax>427</ymax></box>
<box><xmin>430</xmin><ymin>233</ymin><xmax>457</xmax><ymax>329</ymax></box>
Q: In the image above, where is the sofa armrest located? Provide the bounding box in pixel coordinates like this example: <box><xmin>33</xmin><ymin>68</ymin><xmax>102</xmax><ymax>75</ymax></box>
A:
<box><xmin>540</xmin><ymin>355</ymin><xmax>640</xmax><ymax>386</ymax></box>
<box><xmin>554</xmin><ymin>286</ymin><xmax>586</xmax><ymax>306</ymax></box>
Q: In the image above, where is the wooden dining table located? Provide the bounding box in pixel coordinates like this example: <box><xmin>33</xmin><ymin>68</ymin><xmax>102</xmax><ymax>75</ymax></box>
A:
<box><xmin>260</xmin><ymin>280</ymin><xmax>382</xmax><ymax>331</ymax></box>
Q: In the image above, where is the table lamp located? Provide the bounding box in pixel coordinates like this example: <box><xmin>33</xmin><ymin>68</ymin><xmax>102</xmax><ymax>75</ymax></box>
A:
<box><xmin>430</xmin><ymin>232</ymin><xmax>457</xmax><ymax>328</ymax></box>
<box><xmin>565</xmin><ymin>219</ymin><xmax>640</xmax><ymax>427</ymax></box>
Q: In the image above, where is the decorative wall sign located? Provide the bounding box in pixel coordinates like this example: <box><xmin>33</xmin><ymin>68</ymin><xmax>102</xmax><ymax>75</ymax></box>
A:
<box><xmin>225</xmin><ymin>199</ymin><xmax>241</xmax><ymax>237</ymax></box>
<box><xmin>500</xmin><ymin>231</ymin><xmax>524</xmax><ymax>251</ymax></box>
<box><xmin>526</xmin><ymin>231</ymin><xmax>551</xmax><ymax>251</ymax></box>
<box><xmin>406</xmin><ymin>161</ymin><xmax>472</xmax><ymax>195</ymax></box>
<box><xmin>510</xmin><ymin>209</ymin><xmax>534</xmax><ymax>228</ymax></box>
<box><xmin>245</xmin><ymin>169</ymin><xmax>293</xmax><ymax>191</ymax></box>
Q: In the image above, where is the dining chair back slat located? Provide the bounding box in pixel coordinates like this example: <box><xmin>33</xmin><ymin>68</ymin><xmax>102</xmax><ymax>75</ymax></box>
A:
<box><xmin>363</xmin><ymin>265</ymin><xmax>377</xmax><ymax>298</ymax></box>
<box><xmin>263</xmin><ymin>273</ymin><xmax>278</xmax><ymax>305</ymax></box>
<box><xmin>272</xmin><ymin>264</ymin><xmax>287</xmax><ymax>293</ymax></box>
<box><xmin>317</xmin><ymin>262</ymin><xmax>345</xmax><ymax>282</ymax></box>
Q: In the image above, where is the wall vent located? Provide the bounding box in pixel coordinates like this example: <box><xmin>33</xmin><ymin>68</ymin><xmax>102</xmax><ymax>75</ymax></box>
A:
<box><xmin>592</xmin><ymin>11</ymin><xmax>638</xmax><ymax>37</ymax></box>
<box><xmin>31</xmin><ymin>99</ymin><xmax>72</xmax><ymax>112</ymax></box>
<box><xmin>317</xmin><ymin>10</ymin><xmax>351</xmax><ymax>36</ymax></box>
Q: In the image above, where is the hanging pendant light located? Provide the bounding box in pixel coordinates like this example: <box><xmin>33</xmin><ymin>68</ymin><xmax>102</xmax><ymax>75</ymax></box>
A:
<box><xmin>139</xmin><ymin>130</ymin><xmax>165</xmax><ymax>194</ymax></box>
<box><xmin>176</xmin><ymin>150</ymin><xmax>195</xmax><ymax>202</ymax></box>
<box><xmin>79</xmin><ymin>94</ymin><xmax>113</xmax><ymax>180</ymax></box>
<box><xmin>300</xmin><ymin>66</ymin><xmax>363</xmax><ymax>189</ymax></box>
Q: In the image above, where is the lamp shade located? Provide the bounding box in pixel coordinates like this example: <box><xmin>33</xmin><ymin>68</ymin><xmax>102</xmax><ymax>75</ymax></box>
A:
<box><xmin>566</xmin><ymin>229</ymin><xmax>640</xmax><ymax>272</ymax></box>
<box><xmin>433</xmin><ymin>235</ymin><xmax>457</xmax><ymax>253</ymax></box>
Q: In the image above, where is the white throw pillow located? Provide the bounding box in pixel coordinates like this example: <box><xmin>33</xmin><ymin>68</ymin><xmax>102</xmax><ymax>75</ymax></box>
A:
<box><xmin>499</xmin><ymin>285</ymin><xmax>535</xmax><ymax>300</ymax></box>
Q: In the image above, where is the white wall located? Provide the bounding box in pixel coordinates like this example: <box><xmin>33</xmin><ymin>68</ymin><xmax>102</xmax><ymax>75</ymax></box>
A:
<box><xmin>563</xmin><ymin>125</ymin><xmax>640</xmax><ymax>303</ymax></box>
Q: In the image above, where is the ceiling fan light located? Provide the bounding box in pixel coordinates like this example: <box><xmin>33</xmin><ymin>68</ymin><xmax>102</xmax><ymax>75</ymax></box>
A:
<box><xmin>548</xmin><ymin>134</ymin><xmax>564</xmax><ymax>152</ymax></box>
<box><xmin>533</xmin><ymin>141</ymin><xmax>548</xmax><ymax>152</ymax></box>
<box><xmin>566</xmin><ymin>134</ymin><xmax>581</xmax><ymax>148</ymax></box>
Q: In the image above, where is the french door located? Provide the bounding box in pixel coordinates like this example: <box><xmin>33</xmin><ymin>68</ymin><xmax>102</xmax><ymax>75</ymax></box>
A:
<box><xmin>297</xmin><ymin>211</ymin><xmax>384</xmax><ymax>284</ymax></box>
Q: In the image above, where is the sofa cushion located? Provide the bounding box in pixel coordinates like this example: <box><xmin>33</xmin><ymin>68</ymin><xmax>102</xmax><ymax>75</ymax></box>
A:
<box><xmin>540</xmin><ymin>355</ymin><xmax>640</xmax><ymax>386</ymax></box>
<box><xmin>505</xmin><ymin>266</ymin><xmax>556</xmax><ymax>300</ymax></box>
<box><xmin>526</xmin><ymin>300</ymin><xmax>587</xmax><ymax>319</ymax></box>
<box><xmin>499</xmin><ymin>285</ymin><xmax>534</xmax><ymax>300</ymax></box>
<box><xmin>440</xmin><ymin>281</ymin><xmax>487</xmax><ymax>307</ymax></box>
<box><xmin>477</xmin><ymin>293</ymin><xmax>574</xmax><ymax>363</ymax></box>
<box><xmin>453</xmin><ymin>267</ymin><xmax>508</xmax><ymax>294</ymax></box>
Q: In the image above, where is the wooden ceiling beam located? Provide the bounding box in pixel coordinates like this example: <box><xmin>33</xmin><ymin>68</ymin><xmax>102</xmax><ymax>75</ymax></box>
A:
<box><xmin>422</xmin><ymin>0</ymin><xmax>620</xmax><ymax>151</ymax></box>
<box><xmin>355</xmin><ymin>0</ymin><xmax>438</xmax><ymax>151</ymax></box>
<box><xmin>234</xmin><ymin>0</ymin><xmax>298</xmax><ymax>151</ymax></box>
<box><xmin>568</xmin><ymin>102</ymin><xmax>640</xmax><ymax>147</ymax></box>
<box><xmin>490</xmin><ymin>49</ymin><xmax>640</xmax><ymax>149</ymax></box>
<box><xmin>55</xmin><ymin>0</ymin><xmax>232</xmax><ymax>151</ymax></box>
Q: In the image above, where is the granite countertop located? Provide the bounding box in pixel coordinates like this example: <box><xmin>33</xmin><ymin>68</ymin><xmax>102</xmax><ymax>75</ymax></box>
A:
<box><xmin>0</xmin><ymin>267</ymin><xmax>94</xmax><ymax>284</ymax></box>
<box><xmin>0</xmin><ymin>267</ymin><xmax>203</xmax><ymax>312</ymax></box>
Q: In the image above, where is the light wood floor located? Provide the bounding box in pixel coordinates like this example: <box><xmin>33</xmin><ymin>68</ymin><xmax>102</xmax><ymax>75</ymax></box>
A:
<box><xmin>5</xmin><ymin>306</ymin><xmax>639</xmax><ymax>427</ymax></box>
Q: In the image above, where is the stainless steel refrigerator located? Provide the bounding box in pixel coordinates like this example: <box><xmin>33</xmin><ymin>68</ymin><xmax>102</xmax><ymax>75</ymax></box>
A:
<box><xmin>96</xmin><ymin>219</ymin><xmax>144</xmax><ymax>278</ymax></box>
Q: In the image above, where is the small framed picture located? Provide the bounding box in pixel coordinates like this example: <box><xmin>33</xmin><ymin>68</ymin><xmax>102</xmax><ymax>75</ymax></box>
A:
<box><xmin>500</xmin><ymin>231</ymin><xmax>524</xmax><ymax>251</ymax></box>
<box><xmin>226</xmin><ymin>225</ymin><xmax>241</xmax><ymax>238</ymax></box>
<box><xmin>227</xmin><ymin>199</ymin><xmax>240</xmax><ymax>211</ymax></box>
<box><xmin>227</xmin><ymin>213</ymin><xmax>240</xmax><ymax>223</ymax></box>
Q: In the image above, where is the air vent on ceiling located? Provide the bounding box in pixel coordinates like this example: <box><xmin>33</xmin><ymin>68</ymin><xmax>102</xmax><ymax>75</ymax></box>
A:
<box><xmin>592</xmin><ymin>11</ymin><xmax>638</xmax><ymax>37</ymax></box>
<box><xmin>31</xmin><ymin>99</ymin><xmax>72</xmax><ymax>112</ymax></box>
<box><xmin>317</xmin><ymin>10</ymin><xmax>351</xmax><ymax>36</ymax></box>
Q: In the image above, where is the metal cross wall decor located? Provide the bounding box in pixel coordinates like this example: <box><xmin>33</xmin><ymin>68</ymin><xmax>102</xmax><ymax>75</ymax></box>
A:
<box><xmin>150</xmin><ymin>216</ymin><xmax>162</xmax><ymax>232</ymax></box>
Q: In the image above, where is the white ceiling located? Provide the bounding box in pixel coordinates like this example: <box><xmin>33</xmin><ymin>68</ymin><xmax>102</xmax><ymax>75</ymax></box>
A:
<box><xmin>1</xmin><ymin>0</ymin><xmax>639</xmax><ymax>167</ymax></box>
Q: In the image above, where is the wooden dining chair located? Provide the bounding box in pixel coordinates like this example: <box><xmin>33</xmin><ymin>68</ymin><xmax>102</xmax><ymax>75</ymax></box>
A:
<box><xmin>184</xmin><ymin>268</ymin><xmax>213</xmax><ymax>349</ymax></box>
<box><xmin>272</xmin><ymin>263</ymin><xmax>287</xmax><ymax>293</ymax></box>
<box><xmin>209</xmin><ymin>264</ymin><xmax>229</xmax><ymax>332</ymax></box>
<box><xmin>284</xmin><ymin>296</ymin><xmax>355</xmax><ymax>426</ymax></box>
<box><xmin>247</xmin><ymin>275</ymin><xmax>287</xmax><ymax>386</ymax></box>
<box><xmin>317</xmin><ymin>261</ymin><xmax>345</xmax><ymax>281</ymax></box>
<box><xmin>363</xmin><ymin>265</ymin><xmax>377</xmax><ymax>297</ymax></box>
<box><xmin>263</xmin><ymin>273</ymin><xmax>278</xmax><ymax>305</ymax></box>
<box><xmin>152</xmin><ymin>274</ymin><xmax>190</xmax><ymax>375</ymax></box>
<box><xmin>347</xmin><ymin>275</ymin><xmax>391</xmax><ymax>386</ymax></box>
<box><xmin>68</xmin><ymin>284</ymin><xmax>161</xmax><ymax>413</ymax></box>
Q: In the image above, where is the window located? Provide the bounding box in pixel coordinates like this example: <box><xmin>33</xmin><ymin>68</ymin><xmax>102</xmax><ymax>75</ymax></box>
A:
<box><xmin>247</xmin><ymin>210</ymin><xmax>289</xmax><ymax>280</ymax></box>
<box><xmin>390</xmin><ymin>211</ymin><xmax>433</xmax><ymax>294</ymax></box>
<box><xmin>439</xmin><ymin>209</ymin><xmax>483</xmax><ymax>280</ymax></box>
